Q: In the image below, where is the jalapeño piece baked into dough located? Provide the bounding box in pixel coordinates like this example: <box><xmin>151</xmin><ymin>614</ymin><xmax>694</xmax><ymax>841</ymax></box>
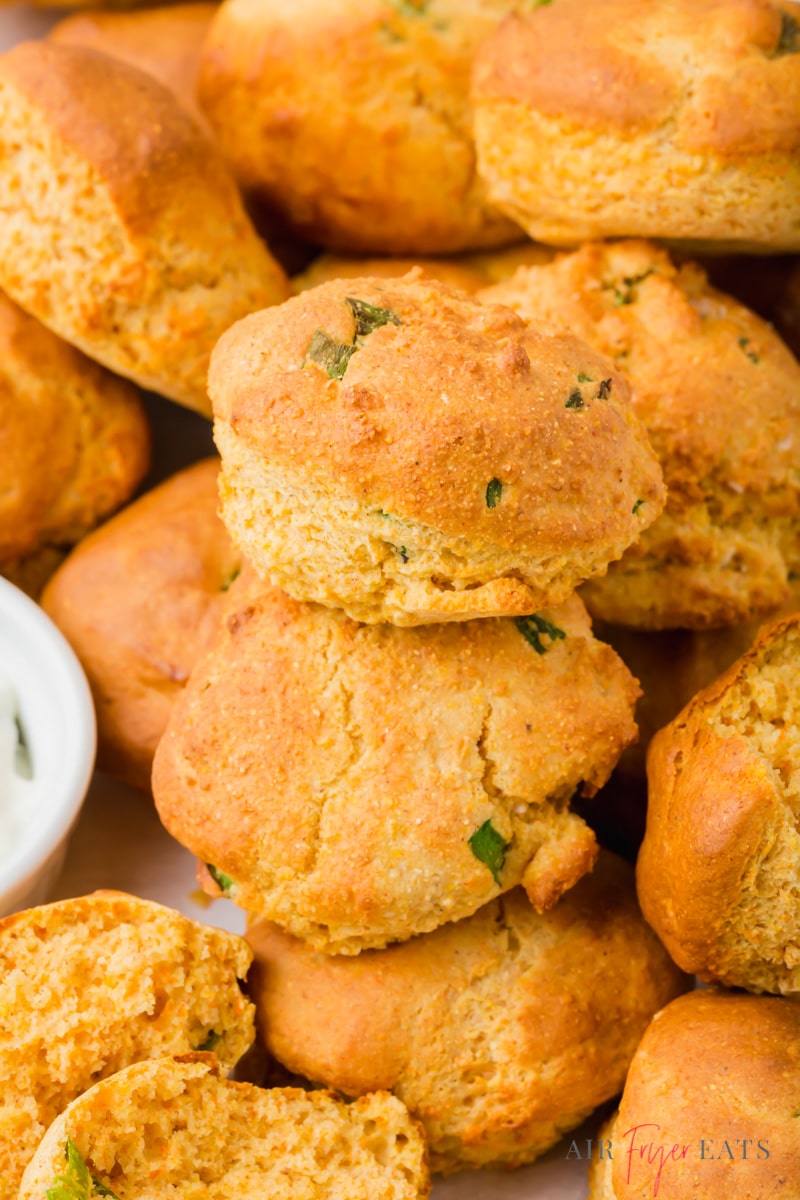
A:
<box><xmin>588</xmin><ymin>991</ymin><xmax>800</xmax><ymax>1200</ymax></box>
<box><xmin>483</xmin><ymin>240</ymin><xmax>800</xmax><ymax>630</ymax></box>
<box><xmin>210</xmin><ymin>275</ymin><xmax>665</xmax><ymax>625</ymax></box>
<box><xmin>0</xmin><ymin>892</ymin><xmax>255</xmax><ymax>1200</ymax></box>
<box><xmin>153</xmin><ymin>570</ymin><xmax>640</xmax><ymax>953</ymax></box>
<box><xmin>198</xmin><ymin>0</ymin><xmax>520</xmax><ymax>255</ymax></box>
<box><xmin>19</xmin><ymin>1056</ymin><xmax>429</xmax><ymax>1200</ymax></box>
<box><xmin>247</xmin><ymin>854</ymin><xmax>687</xmax><ymax>1174</ymax></box>
<box><xmin>473</xmin><ymin>0</ymin><xmax>800</xmax><ymax>250</ymax></box>
<box><xmin>639</xmin><ymin>612</ymin><xmax>800</xmax><ymax>995</ymax></box>
<box><xmin>0</xmin><ymin>291</ymin><xmax>150</xmax><ymax>595</ymax></box>
<box><xmin>48</xmin><ymin>3</ymin><xmax>216</xmax><ymax>133</ymax></box>
<box><xmin>42</xmin><ymin>459</ymin><xmax>241</xmax><ymax>791</ymax></box>
<box><xmin>0</xmin><ymin>41</ymin><xmax>289</xmax><ymax>416</ymax></box>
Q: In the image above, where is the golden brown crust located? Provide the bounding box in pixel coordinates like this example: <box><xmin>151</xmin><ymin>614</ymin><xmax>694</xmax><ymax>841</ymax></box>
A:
<box><xmin>153</xmin><ymin>571</ymin><xmax>640</xmax><ymax>952</ymax></box>
<box><xmin>246</xmin><ymin>854</ymin><xmax>688</xmax><ymax>1173</ymax></box>
<box><xmin>48</xmin><ymin>4</ymin><xmax>217</xmax><ymax>132</ymax></box>
<box><xmin>0</xmin><ymin>290</ymin><xmax>149</xmax><ymax>575</ymax></box>
<box><xmin>0</xmin><ymin>891</ymin><xmax>255</xmax><ymax>1200</ymax></box>
<box><xmin>42</xmin><ymin>459</ymin><xmax>240</xmax><ymax>791</ymax></box>
<box><xmin>639</xmin><ymin>612</ymin><xmax>800</xmax><ymax>994</ymax></box>
<box><xmin>0</xmin><ymin>41</ymin><xmax>288</xmax><ymax>414</ymax></box>
<box><xmin>482</xmin><ymin>240</ymin><xmax>800</xmax><ymax>629</ymax></box>
<box><xmin>211</xmin><ymin>274</ymin><xmax>665</xmax><ymax>623</ymax></box>
<box><xmin>473</xmin><ymin>0</ymin><xmax>800</xmax><ymax>247</ymax></box>
<box><xmin>197</xmin><ymin>0</ymin><xmax>520</xmax><ymax>255</ymax></box>
<box><xmin>593</xmin><ymin>991</ymin><xmax>800</xmax><ymax>1200</ymax></box>
<box><xmin>19</xmin><ymin>1057</ymin><xmax>430</xmax><ymax>1200</ymax></box>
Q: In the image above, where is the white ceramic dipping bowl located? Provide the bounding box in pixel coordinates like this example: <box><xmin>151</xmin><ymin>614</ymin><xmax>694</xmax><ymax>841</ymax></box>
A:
<box><xmin>0</xmin><ymin>576</ymin><xmax>96</xmax><ymax>917</ymax></box>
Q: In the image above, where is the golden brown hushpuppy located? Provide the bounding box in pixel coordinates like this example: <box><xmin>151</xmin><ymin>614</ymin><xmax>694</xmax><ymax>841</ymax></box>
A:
<box><xmin>247</xmin><ymin>853</ymin><xmax>687</xmax><ymax>1174</ymax></box>
<box><xmin>639</xmin><ymin>612</ymin><xmax>800</xmax><ymax>995</ymax></box>
<box><xmin>0</xmin><ymin>291</ymin><xmax>149</xmax><ymax>596</ymax></box>
<box><xmin>0</xmin><ymin>41</ymin><xmax>288</xmax><ymax>416</ymax></box>
<box><xmin>211</xmin><ymin>274</ymin><xmax>665</xmax><ymax>625</ymax></box>
<box><xmin>19</xmin><ymin>1056</ymin><xmax>430</xmax><ymax>1200</ymax></box>
<box><xmin>473</xmin><ymin>0</ymin><xmax>800</xmax><ymax>249</ymax></box>
<box><xmin>153</xmin><ymin>570</ymin><xmax>640</xmax><ymax>954</ymax></box>
<box><xmin>291</xmin><ymin>242</ymin><xmax>556</xmax><ymax>296</ymax></box>
<box><xmin>483</xmin><ymin>240</ymin><xmax>800</xmax><ymax>630</ymax></box>
<box><xmin>0</xmin><ymin>891</ymin><xmax>255</xmax><ymax>1200</ymax></box>
<box><xmin>588</xmin><ymin>990</ymin><xmax>800</xmax><ymax>1200</ymax></box>
<box><xmin>42</xmin><ymin>459</ymin><xmax>240</xmax><ymax>791</ymax></box>
<box><xmin>48</xmin><ymin>4</ymin><xmax>216</xmax><ymax>132</ymax></box>
<box><xmin>197</xmin><ymin>0</ymin><xmax>524</xmax><ymax>255</ymax></box>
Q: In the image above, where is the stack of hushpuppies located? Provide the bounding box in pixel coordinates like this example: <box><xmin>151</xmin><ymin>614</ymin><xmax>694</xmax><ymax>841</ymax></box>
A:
<box><xmin>3</xmin><ymin>0</ymin><xmax>800</xmax><ymax>1195</ymax></box>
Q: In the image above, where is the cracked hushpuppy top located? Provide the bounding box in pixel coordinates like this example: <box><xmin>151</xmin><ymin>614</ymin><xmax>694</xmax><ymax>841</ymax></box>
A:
<box><xmin>210</xmin><ymin>274</ymin><xmax>665</xmax><ymax>625</ymax></box>
<box><xmin>197</xmin><ymin>0</ymin><xmax>521</xmax><ymax>255</ymax></box>
<box><xmin>473</xmin><ymin>0</ymin><xmax>800</xmax><ymax>250</ymax></box>
<box><xmin>0</xmin><ymin>291</ymin><xmax>150</xmax><ymax>598</ymax></box>
<box><xmin>588</xmin><ymin>991</ymin><xmax>800</xmax><ymax>1200</ymax></box>
<box><xmin>152</xmin><ymin>569</ymin><xmax>640</xmax><ymax>953</ymax></box>
<box><xmin>0</xmin><ymin>41</ymin><xmax>289</xmax><ymax>416</ymax></box>
<box><xmin>0</xmin><ymin>892</ymin><xmax>255</xmax><ymax>1200</ymax></box>
<box><xmin>482</xmin><ymin>240</ymin><xmax>800</xmax><ymax>630</ymax></box>
<box><xmin>48</xmin><ymin>4</ymin><xmax>216</xmax><ymax>134</ymax></box>
<box><xmin>639</xmin><ymin>612</ymin><xmax>800</xmax><ymax>996</ymax></box>
<box><xmin>42</xmin><ymin>460</ymin><xmax>241</xmax><ymax>791</ymax></box>
<box><xmin>246</xmin><ymin>853</ymin><xmax>687</xmax><ymax>1174</ymax></box>
<box><xmin>19</xmin><ymin>1056</ymin><xmax>430</xmax><ymax>1200</ymax></box>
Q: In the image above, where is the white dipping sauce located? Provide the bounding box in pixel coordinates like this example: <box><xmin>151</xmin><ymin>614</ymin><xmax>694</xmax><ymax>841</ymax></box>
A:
<box><xmin>0</xmin><ymin>678</ymin><xmax>36</xmax><ymax>865</ymax></box>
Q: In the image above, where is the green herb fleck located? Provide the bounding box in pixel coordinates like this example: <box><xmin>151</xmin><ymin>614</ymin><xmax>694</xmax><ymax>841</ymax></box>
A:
<box><xmin>514</xmin><ymin>614</ymin><xmax>567</xmax><ymax>655</ymax></box>
<box><xmin>632</xmin><ymin>498</ymin><xmax>645</xmax><ymax>515</ymax></box>
<box><xmin>776</xmin><ymin>10</ymin><xmax>799</xmax><ymax>54</ymax></box>
<box><xmin>577</xmin><ymin>371</ymin><xmax>594</xmax><ymax>383</ymax></box>
<box><xmin>738</xmin><ymin>336</ymin><xmax>760</xmax><ymax>364</ymax></box>
<box><xmin>206</xmin><ymin>864</ymin><xmax>235</xmax><ymax>895</ymax></box>
<box><xmin>609</xmin><ymin>269</ymin><xmax>654</xmax><ymax>306</ymax></box>
<box><xmin>468</xmin><ymin>819</ymin><xmax>508</xmax><ymax>884</ymax></box>
<box><xmin>376</xmin><ymin>509</ymin><xmax>393</xmax><ymax>519</ymax></box>
<box><xmin>46</xmin><ymin>1139</ymin><xmax>120</xmax><ymax>1200</ymax></box>
<box><xmin>197</xmin><ymin>1030</ymin><xmax>221</xmax><ymax>1052</ymax></box>
<box><xmin>527</xmin><ymin>0</ymin><xmax>553</xmax><ymax>7</ymax></box>
<box><xmin>597</xmin><ymin>378</ymin><xmax>612</xmax><ymax>399</ymax></box>
<box><xmin>486</xmin><ymin>478</ymin><xmax>503</xmax><ymax>507</ymax></box>
<box><xmin>387</xmin><ymin>0</ymin><xmax>430</xmax><ymax>14</ymax></box>
<box><xmin>397</xmin><ymin>546</ymin><xmax>409</xmax><ymax>563</ymax></box>
<box><xmin>220</xmin><ymin>565</ymin><xmax>241</xmax><ymax>592</ymax></box>
<box><xmin>304</xmin><ymin>329</ymin><xmax>357</xmax><ymax>380</ymax></box>
<box><xmin>346</xmin><ymin>296</ymin><xmax>401</xmax><ymax>336</ymax></box>
<box><xmin>565</xmin><ymin>389</ymin><xmax>585</xmax><ymax>410</ymax></box>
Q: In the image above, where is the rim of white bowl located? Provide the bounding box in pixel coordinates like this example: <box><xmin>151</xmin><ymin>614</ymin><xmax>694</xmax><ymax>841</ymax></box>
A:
<box><xmin>0</xmin><ymin>575</ymin><xmax>96</xmax><ymax>903</ymax></box>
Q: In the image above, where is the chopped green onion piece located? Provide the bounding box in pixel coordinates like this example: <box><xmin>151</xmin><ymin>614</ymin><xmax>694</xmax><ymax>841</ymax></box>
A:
<box><xmin>565</xmin><ymin>389</ymin><xmax>584</xmax><ymax>410</ymax></box>
<box><xmin>206</xmin><ymin>864</ymin><xmax>235</xmax><ymax>895</ymax></box>
<box><xmin>304</xmin><ymin>329</ymin><xmax>357</xmax><ymax>380</ymax></box>
<box><xmin>346</xmin><ymin>296</ymin><xmax>401</xmax><ymax>336</ymax></box>
<box><xmin>485</xmin><ymin>478</ymin><xmax>503</xmax><ymax>507</ymax></box>
<box><xmin>514</xmin><ymin>614</ymin><xmax>567</xmax><ymax>655</ymax></box>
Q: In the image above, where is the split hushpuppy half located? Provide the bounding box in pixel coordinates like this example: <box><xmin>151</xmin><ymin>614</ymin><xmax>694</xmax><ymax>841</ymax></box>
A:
<box><xmin>0</xmin><ymin>291</ymin><xmax>149</xmax><ymax>598</ymax></box>
<box><xmin>247</xmin><ymin>853</ymin><xmax>687</xmax><ymax>1174</ymax></box>
<box><xmin>19</xmin><ymin>1056</ymin><xmax>430</xmax><ymax>1200</ymax></box>
<box><xmin>48</xmin><ymin>4</ymin><xmax>217</xmax><ymax>133</ymax></box>
<box><xmin>589</xmin><ymin>990</ymin><xmax>800</xmax><ymax>1200</ymax></box>
<box><xmin>0</xmin><ymin>41</ymin><xmax>289</xmax><ymax>416</ymax></box>
<box><xmin>638</xmin><ymin>612</ymin><xmax>800</xmax><ymax>995</ymax></box>
<box><xmin>197</xmin><ymin>0</ymin><xmax>520</xmax><ymax>255</ymax></box>
<box><xmin>0</xmin><ymin>892</ymin><xmax>255</xmax><ymax>1200</ymax></box>
<box><xmin>42</xmin><ymin>460</ymin><xmax>241</xmax><ymax>792</ymax></box>
<box><xmin>153</xmin><ymin>568</ymin><xmax>640</xmax><ymax>953</ymax></box>
<box><xmin>210</xmin><ymin>274</ymin><xmax>665</xmax><ymax>625</ymax></box>
<box><xmin>472</xmin><ymin>0</ymin><xmax>800</xmax><ymax>250</ymax></box>
<box><xmin>483</xmin><ymin>240</ymin><xmax>800</xmax><ymax>630</ymax></box>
